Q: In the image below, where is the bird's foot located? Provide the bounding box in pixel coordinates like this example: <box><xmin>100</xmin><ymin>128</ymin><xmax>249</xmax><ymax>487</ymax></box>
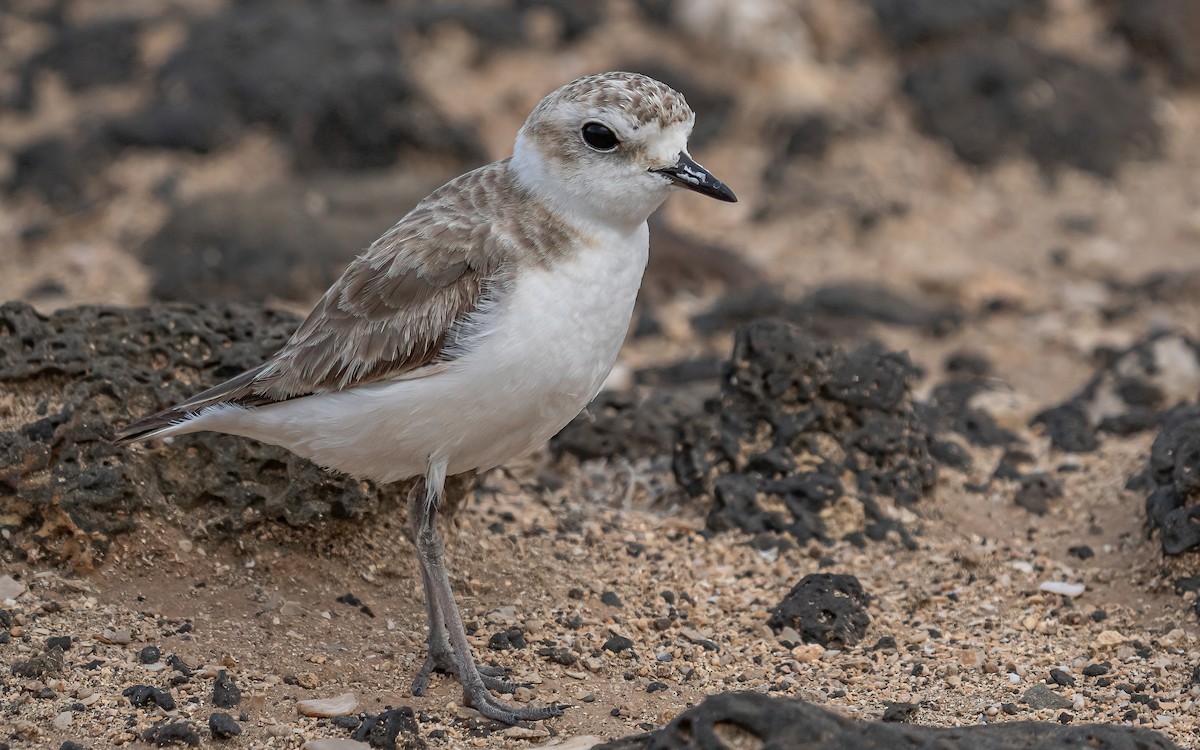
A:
<box><xmin>411</xmin><ymin>641</ymin><xmax>516</xmax><ymax>696</ymax></box>
<box><xmin>463</xmin><ymin>681</ymin><xmax>566</xmax><ymax>724</ymax></box>
<box><xmin>411</xmin><ymin>641</ymin><xmax>565</xmax><ymax>724</ymax></box>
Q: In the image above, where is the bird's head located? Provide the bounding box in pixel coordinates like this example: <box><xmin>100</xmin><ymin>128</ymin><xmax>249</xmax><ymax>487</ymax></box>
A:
<box><xmin>513</xmin><ymin>71</ymin><xmax>736</xmax><ymax>230</ymax></box>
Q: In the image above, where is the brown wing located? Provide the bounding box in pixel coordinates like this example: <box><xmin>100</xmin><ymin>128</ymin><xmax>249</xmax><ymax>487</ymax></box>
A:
<box><xmin>114</xmin><ymin>162</ymin><xmax>520</xmax><ymax>444</ymax></box>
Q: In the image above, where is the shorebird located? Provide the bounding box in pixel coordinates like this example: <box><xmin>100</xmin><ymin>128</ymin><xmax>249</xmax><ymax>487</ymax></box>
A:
<box><xmin>116</xmin><ymin>71</ymin><xmax>736</xmax><ymax>723</ymax></box>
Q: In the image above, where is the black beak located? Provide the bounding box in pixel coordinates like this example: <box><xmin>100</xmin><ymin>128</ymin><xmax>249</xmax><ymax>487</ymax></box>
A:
<box><xmin>651</xmin><ymin>153</ymin><xmax>737</xmax><ymax>203</ymax></box>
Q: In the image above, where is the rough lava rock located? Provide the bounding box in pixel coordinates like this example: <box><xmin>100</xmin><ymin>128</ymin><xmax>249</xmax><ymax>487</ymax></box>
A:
<box><xmin>553</xmin><ymin>386</ymin><xmax>713</xmax><ymax>461</ymax></box>
<box><xmin>674</xmin><ymin>319</ymin><xmax>939</xmax><ymax>545</ymax></box>
<box><xmin>903</xmin><ymin>36</ymin><xmax>1160</xmax><ymax>177</ymax></box>
<box><xmin>1113</xmin><ymin>0</ymin><xmax>1200</xmax><ymax>86</ymax></box>
<box><xmin>109</xmin><ymin>3</ymin><xmax>483</xmax><ymax>168</ymax></box>
<box><xmin>593</xmin><ymin>691</ymin><xmax>1184</xmax><ymax>750</ymax></box>
<box><xmin>350</xmin><ymin>706</ymin><xmax>424</xmax><ymax>750</ymax></box>
<box><xmin>1130</xmin><ymin>403</ymin><xmax>1200</xmax><ymax>556</ymax></box>
<box><xmin>869</xmin><ymin>0</ymin><xmax>1046</xmax><ymax>50</ymax></box>
<box><xmin>0</xmin><ymin>302</ymin><xmax>399</xmax><ymax>564</ymax></box>
<box><xmin>1033</xmin><ymin>330</ymin><xmax>1200</xmax><ymax>452</ymax></box>
<box><xmin>768</xmin><ymin>573</ymin><xmax>871</xmax><ymax>648</ymax></box>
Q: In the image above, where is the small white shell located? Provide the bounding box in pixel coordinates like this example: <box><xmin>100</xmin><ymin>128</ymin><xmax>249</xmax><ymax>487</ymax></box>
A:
<box><xmin>296</xmin><ymin>692</ymin><xmax>358</xmax><ymax>717</ymax></box>
<box><xmin>1039</xmin><ymin>581</ymin><xmax>1086</xmax><ymax>598</ymax></box>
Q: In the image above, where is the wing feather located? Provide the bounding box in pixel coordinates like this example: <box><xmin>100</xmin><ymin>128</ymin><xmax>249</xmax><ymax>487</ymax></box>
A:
<box><xmin>114</xmin><ymin>161</ymin><xmax>525</xmax><ymax>444</ymax></box>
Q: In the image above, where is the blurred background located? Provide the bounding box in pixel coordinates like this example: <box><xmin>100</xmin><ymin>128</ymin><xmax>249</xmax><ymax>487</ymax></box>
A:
<box><xmin>1</xmin><ymin>0</ymin><xmax>1199</xmax><ymax>405</ymax></box>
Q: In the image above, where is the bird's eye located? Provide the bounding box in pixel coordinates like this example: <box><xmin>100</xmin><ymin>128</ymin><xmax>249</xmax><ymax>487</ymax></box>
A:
<box><xmin>581</xmin><ymin>122</ymin><xmax>619</xmax><ymax>151</ymax></box>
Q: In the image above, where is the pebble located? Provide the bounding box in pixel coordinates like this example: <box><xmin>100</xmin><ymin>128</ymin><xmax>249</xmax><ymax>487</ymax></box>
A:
<box><xmin>297</xmin><ymin>692</ymin><xmax>358</xmax><ymax>717</ymax></box>
<box><xmin>98</xmin><ymin>628</ymin><xmax>131</xmax><ymax>645</ymax></box>
<box><xmin>302</xmin><ymin>741</ymin><xmax>370</xmax><ymax>750</ymax></box>
<box><xmin>791</xmin><ymin>644</ymin><xmax>824</xmax><ymax>662</ymax></box>
<box><xmin>53</xmin><ymin>711</ymin><xmax>72</xmax><ymax>730</ymax></box>
<box><xmin>209</xmin><ymin>712</ymin><xmax>241</xmax><ymax>738</ymax></box>
<box><xmin>212</xmin><ymin>670</ymin><xmax>242</xmax><ymax>708</ymax></box>
<box><xmin>1022</xmin><ymin>684</ymin><xmax>1073</xmax><ymax>710</ymax></box>
<box><xmin>0</xmin><ymin>575</ymin><xmax>24</xmax><ymax>601</ymax></box>
<box><xmin>500</xmin><ymin>726</ymin><xmax>550</xmax><ymax>740</ymax></box>
<box><xmin>1039</xmin><ymin>581</ymin><xmax>1086</xmax><ymax>598</ymax></box>
<box><xmin>603</xmin><ymin>635</ymin><xmax>634</xmax><ymax>653</ymax></box>
<box><xmin>1094</xmin><ymin>630</ymin><xmax>1127</xmax><ymax>647</ymax></box>
<box><xmin>139</xmin><ymin>646</ymin><xmax>161</xmax><ymax>664</ymax></box>
<box><xmin>280</xmin><ymin>600</ymin><xmax>304</xmax><ymax>617</ymax></box>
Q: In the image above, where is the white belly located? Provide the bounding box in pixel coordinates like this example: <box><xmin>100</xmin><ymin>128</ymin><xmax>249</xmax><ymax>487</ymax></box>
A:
<box><xmin>194</xmin><ymin>228</ymin><xmax>649</xmax><ymax>483</ymax></box>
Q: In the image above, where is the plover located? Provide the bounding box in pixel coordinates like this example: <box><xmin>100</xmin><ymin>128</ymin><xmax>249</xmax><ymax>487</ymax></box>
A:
<box><xmin>116</xmin><ymin>71</ymin><xmax>736</xmax><ymax>723</ymax></box>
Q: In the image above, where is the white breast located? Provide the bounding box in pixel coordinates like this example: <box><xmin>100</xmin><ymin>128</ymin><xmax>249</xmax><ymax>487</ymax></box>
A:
<box><xmin>192</xmin><ymin>225</ymin><xmax>650</xmax><ymax>483</ymax></box>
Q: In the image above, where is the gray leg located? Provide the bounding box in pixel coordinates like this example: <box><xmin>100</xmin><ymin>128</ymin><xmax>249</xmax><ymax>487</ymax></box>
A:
<box><xmin>408</xmin><ymin>479</ymin><xmax>515</xmax><ymax>697</ymax></box>
<box><xmin>407</xmin><ymin>471</ymin><xmax>564</xmax><ymax>723</ymax></box>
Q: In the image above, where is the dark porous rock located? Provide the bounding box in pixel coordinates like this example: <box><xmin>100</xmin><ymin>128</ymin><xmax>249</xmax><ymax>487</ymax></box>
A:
<box><xmin>12</xmin><ymin>647</ymin><xmax>64</xmax><ymax>678</ymax></box>
<box><xmin>0</xmin><ymin>302</ymin><xmax>398</xmax><ymax>563</ymax></box>
<box><xmin>592</xmin><ymin>691</ymin><xmax>1183</xmax><ymax>750</ymax></box>
<box><xmin>691</xmin><ymin>283</ymin><xmax>960</xmax><ymax>339</ymax></box>
<box><xmin>138</xmin><ymin>645</ymin><xmax>160</xmax><ymax>663</ymax></box>
<box><xmin>675</xmin><ymin>319</ymin><xmax>938</xmax><ymax>544</ymax></box>
<box><xmin>1114</xmin><ymin>0</ymin><xmax>1200</xmax><ymax>85</ymax></box>
<box><xmin>5</xmin><ymin>134</ymin><xmax>111</xmax><ymax>210</ymax></box>
<box><xmin>208</xmin><ymin>712</ymin><xmax>241</xmax><ymax>739</ymax></box>
<box><xmin>24</xmin><ymin>17</ymin><xmax>142</xmax><ymax>93</ymax></box>
<box><xmin>141</xmin><ymin>172</ymin><xmax>445</xmax><ymax>305</ymax></box>
<box><xmin>903</xmin><ymin>36</ymin><xmax>1160</xmax><ymax>177</ymax></box>
<box><xmin>212</xmin><ymin>669</ymin><xmax>241</xmax><ymax>708</ymax></box>
<box><xmin>926</xmin><ymin>355</ymin><xmax>1019</xmax><ymax>448</ymax></box>
<box><xmin>1022</xmin><ymin>683</ymin><xmax>1073</xmax><ymax>710</ymax></box>
<box><xmin>46</xmin><ymin>635</ymin><xmax>72</xmax><ymax>651</ymax></box>
<box><xmin>603</xmin><ymin>635</ymin><xmax>635</xmax><ymax>653</ymax></box>
<box><xmin>141</xmin><ymin>721</ymin><xmax>200</xmax><ymax>747</ymax></box>
<box><xmin>1032</xmin><ymin>331</ymin><xmax>1199</xmax><ymax>455</ymax></box>
<box><xmin>868</xmin><ymin>0</ymin><xmax>1045</xmax><ymax>49</ymax></box>
<box><xmin>351</xmin><ymin>706</ymin><xmax>424</xmax><ymax>750</ymax></box>
<box><xmin>1130</xmin><ymin>402</ymin><xmax>1200</xmax><ymax>557</ymax></box>
<box><xmin>881</xmin><ymin>701</ymin><xmax>919</xmax><ymax>722</ymax></box>
<box><xmin>1031</xmin><ymin>402</ymin><xmax>1099</xmax><ymax>453</ymax></box>
<box><xmin>404</xmin><ymin>1</ymin><xmax>605</xmax><ymax>48</ymax></box>
<box><xmin>1049</xmin><ymin>668</ymin><xmax>1076</xmax><ymax>687</ymax></box>
<box><xmin>123</xmin><ymin>684</ymin><xmax>177</xmax><ymax>711</ymax></box>
<box><xmin>110</xmin><ymin>3</ymin><xmax>482</xmax><ymax>168</ymax></box>
<box><xmin>1014</xmin><ymin>473</ymin><xmax>1063</xmax><ymax>515</ymax></box>
<box><xmin>487</xmin><ymin>628</ymin><xmax>527</xmax><ymax>651</ymax></box>
<box><xmin>553</xmin><ymin>385</ymin><xmax>712</xmax><ymax>461</ymax></box>
<box><xmin>768</xmin><ymin>573</ymin><xmax>871</xmax><ymax>649</ymax></box>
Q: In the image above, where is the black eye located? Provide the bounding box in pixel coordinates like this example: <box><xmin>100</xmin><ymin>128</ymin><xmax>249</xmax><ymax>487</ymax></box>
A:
<box><xmin>581</xmin><ymin>122</ymin><xmax>619</xmax><ymax>151</ymax></box>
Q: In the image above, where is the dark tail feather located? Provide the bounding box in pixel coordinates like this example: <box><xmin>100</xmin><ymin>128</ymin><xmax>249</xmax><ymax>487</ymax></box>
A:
<box><xmin>112</xmin><ymin>408</ymin><xmax>191</xmax><ymax>445</ymax></box>
<box><xmin>113</xmin><ymin>364</ymin><xmax>275</xmax><ymax>445</ymax></box>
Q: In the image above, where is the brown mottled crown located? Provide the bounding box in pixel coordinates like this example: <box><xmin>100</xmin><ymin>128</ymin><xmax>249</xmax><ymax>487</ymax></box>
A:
<box><xmin>527</xmin><ymin>71</ymin><xmax>694</xmax><ymax>131</ymax></box>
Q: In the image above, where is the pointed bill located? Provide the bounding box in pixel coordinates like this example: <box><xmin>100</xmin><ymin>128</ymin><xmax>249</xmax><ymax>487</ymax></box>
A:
<box><xmin>651</xmin><ymin>153</ymin><xmax>737</xmax><ymax>202</ymax></box>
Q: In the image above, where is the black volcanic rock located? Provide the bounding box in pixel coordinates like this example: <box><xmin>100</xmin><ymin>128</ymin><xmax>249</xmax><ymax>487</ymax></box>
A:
<box><xmin>110</xmin><ymin>3</ymin><xmax>482</xmax><ymax>168</ymax></box>
<box><xmin>0</xmin><ymin>302</ymin><xmax>399</xmax><ymax>563</ymax></box>
<box><xmin>675</xmin><ymin>319</ymin><xmax>937</xmax><ymax>544</ymax></box>
<box><xmin>904</xmin><ymin>36</ymin><xmax>1160</xmax><ymax>177</ymax></box>
<box><xmin>593</xmin><ymin>692</ymin><xmax>1183</xmax><ymax>750</ymax></box>
<box><xmin>768</xmin><ymin>574</ymin><xmax>871</xmax><ymax>648</ymax></box>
